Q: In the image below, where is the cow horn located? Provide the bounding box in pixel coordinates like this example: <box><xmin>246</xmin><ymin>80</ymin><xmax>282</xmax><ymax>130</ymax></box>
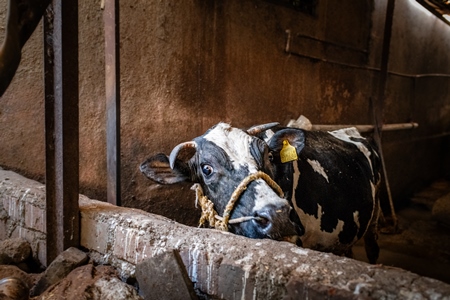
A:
<box><xmin>169</xmin><ymin>141</ymin><xmax>197</xmax><ymax>169</ymax></box>
<box><xmin>246</xmin><ymin>122</ymin><xmax>280</xmax><ymax>135</ymax></box>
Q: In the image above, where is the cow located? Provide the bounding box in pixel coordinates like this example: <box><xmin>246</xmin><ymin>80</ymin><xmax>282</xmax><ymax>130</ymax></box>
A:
<box><xmin>140</xmin><ymin>122</ymin><xmax>381</xmax><ymax>263</ymax></box>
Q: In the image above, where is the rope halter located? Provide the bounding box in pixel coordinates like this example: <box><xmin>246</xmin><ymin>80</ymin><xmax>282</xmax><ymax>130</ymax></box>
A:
<box><xmin>191</xmin><ymin>171</ymin><xmax>285</xmax><ymax>231</ymax></box>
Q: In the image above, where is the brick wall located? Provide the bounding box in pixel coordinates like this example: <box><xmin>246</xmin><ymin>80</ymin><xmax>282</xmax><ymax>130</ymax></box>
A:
<box><xmin>1</xmin><ymin>169</ymin><xmax>450</xmax><ymax>299</ymax></box>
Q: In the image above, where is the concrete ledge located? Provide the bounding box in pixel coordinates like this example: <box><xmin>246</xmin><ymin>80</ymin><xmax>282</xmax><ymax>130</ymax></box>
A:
<box><xmin>1</xmin><ymin>170</ymin><xmax>450</xmax><ymax>299</ymax></box>
<box><xmin>0</xmin><ymin>171</ymin><xmax>47</xmax><ymax>265</ymax></box>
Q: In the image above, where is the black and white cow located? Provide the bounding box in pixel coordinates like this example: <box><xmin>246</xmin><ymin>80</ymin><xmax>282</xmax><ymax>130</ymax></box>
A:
<box><xmin>260</xmin><ymin>125</ymin><xmax>381</xmax><ymax>263</ymax></box>
<box><xmin>140</xmin><ymin>122</ymin><xmax>381</xmax><ymax>263</ymax></box>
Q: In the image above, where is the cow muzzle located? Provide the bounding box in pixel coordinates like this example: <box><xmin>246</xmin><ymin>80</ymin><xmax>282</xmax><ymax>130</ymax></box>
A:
<box><xmin>192</xmin><ymin>171</ymin><xmax>284</xmax><ymax>230</ymax></box>
<box><xmin>252</xmin><ymin>204</ymin><xmax>299</xmax><ymax>241</ymax></box>
<box><xmin>192</xmin><ymin>171</ymin><xmax>299</xmax><ymax>243</ymax></box>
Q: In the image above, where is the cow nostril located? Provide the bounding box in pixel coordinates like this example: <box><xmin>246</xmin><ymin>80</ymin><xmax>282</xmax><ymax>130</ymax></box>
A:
<box><xmin>255</xmin><ymin>216</ymin><xmax>269</xmax><ymax>226</ymax></box>
<box><xmin>253</xmin><ymin>211</ymin><xmax>271</xmax><ymax>228</ymax></box>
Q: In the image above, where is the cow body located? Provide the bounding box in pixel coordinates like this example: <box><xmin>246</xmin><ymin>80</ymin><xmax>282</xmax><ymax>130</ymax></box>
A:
<box><xmin>262</xmin><ymin>126</ymin><xmax>381</xmax><ymax>261</ymax></box>
<box><xmin>141</xmin><ymin>123</ymin><xmax>380</xmax><ymax>263</ymax></box>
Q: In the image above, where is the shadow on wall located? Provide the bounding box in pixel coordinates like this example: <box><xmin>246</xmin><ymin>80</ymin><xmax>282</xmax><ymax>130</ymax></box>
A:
<box><xmin>123</xmin><ymin>181</ymin><xmax>201</xmax><ymax>227</ymax></box>
<box><xmin>443</xmin><ymin>136</ymin><xmax>450</xmax><ymax>179</ymax></box>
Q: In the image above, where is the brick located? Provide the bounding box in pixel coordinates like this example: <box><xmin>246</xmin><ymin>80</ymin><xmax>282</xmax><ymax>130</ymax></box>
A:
<box><xmin>112</xmin><ymin>227</ymin><xmax>151</xmax><ymax>264</ymax></box>
<box><xmin>179</xmin><ymin>248</ymin><xmax>220</xmax><ymax>296</ymax></box>
<box><xmin>3</xmin><ymin>193</ymin><xmax>21</xmax><ymax>221</ymax></box>
<box><xmin>112</xmin><ymin>226</ymin><xmax>134</xmax><ymax>262</ymax></box>
<box><xmin>80</xmin><ymin>216</ymin><xmax>109</xmax><ymax>253</ymax></box>
<box><xmin>131</xmin><ymin>232</ymin><xmax>152</xmax><ymax>264</ymax></box>
<box><xmin>24</xmin><ymin>202</ymin><xmax>45</xmax><ymax>233</ymax></box>
<box><xmin>136</xmin><ymin>250</ymin><xmax>198</xmax><ymax>300</ymax></box>
<box><xmin>217</xmin><ymin>263</ymin><xmax>256</xmax><ymax>300</ymax></box>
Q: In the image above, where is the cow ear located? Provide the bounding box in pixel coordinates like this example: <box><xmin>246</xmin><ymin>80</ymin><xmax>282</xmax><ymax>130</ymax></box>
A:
<box><xmin>140</xmin><ymin>153</ymin><xmax>191</xmax><ymax>184</ymax></box>
<box><xmin>268</xmin><ymin>128</ymin><xmax>306</xmax><ymax>156</ymax></box>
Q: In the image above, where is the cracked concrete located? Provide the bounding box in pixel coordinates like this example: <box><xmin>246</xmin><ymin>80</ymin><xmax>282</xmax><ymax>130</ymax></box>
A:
<box><xmin>1</xmin><ymin>169</ymin><xmax>450</xmax><ymax>299</ymax></box>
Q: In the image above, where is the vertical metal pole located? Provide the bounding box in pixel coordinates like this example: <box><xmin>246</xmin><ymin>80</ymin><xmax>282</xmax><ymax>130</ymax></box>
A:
<box><xmin>43</xmin><ymin>5</ymin><xmax>56</xmax><ymax>265</ymax></box>
<box><xmin>44</xmin><ymin>0</ymin><xmax>80</xmax><ymax>265</ymax></box>
<box><xmin>105</xmin><ymin>0</ymin><xmax>121</xmax><ymax>206</ymax></box>
<box><xmin>373</xmin><ymin>0</ymin><xmax>398</xmax><ymax>232</ymax></box>
<box><xmin>374</xmin><ymin>0</ymin><xmax>396</xmax><ymax>131</ymax></box>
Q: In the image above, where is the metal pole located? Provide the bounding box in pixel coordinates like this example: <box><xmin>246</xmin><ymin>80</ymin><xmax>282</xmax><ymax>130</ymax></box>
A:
<box><xmin>373</xmin><ymin>0</ymin><xmax>398</xmax><ymax>232</ymax></box>
<box><xmin>310</xmin><ymin>122</ymin><xmax>418</xmax><ymax>133</ymax></box>
<box><xmin>44</xmin><ymin>0</ymin><xmax>80</xmax><ymax>265</ymax></box>
<box><xmin>104</xmin><ymin>0</ymin><xmax>121</xmax><ymax>206</ymax></box>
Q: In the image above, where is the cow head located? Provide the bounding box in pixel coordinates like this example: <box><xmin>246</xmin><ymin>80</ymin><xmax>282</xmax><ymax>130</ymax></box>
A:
<box><xmin>140</xmin><ymin>122</ymin><xmax>300</xmax><ymax>241</ymax></box>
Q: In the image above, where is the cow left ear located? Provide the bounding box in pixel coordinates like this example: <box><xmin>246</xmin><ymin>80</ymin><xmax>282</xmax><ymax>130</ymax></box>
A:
<box><xmin>140</xmin><ymin>153</ymin><xmax>191</xmax><ymax>184</ymax></box>
<box><xmin>267</xmin><ymin>128</ymin><xmax>306</xmax><ymax>161</ymax></box>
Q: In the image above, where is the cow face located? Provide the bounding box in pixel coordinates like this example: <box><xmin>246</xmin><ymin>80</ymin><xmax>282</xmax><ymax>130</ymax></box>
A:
<box><xmin>140</xmin><ymin>123</ymin><xmax>299</xmax><ymax>241</ymax></box>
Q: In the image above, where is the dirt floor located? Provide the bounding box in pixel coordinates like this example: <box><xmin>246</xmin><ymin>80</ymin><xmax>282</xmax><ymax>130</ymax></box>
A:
<box><xmin>353</xmin><ymin>179</ymin><xmax>450</xmax><ymax>284</ymax></box>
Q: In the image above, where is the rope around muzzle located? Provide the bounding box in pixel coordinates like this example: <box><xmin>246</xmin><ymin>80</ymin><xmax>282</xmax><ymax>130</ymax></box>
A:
<box><xmin>191</xmin><ymin>171</ymin><xmax>285</xmax><ymax>231</ymax></box>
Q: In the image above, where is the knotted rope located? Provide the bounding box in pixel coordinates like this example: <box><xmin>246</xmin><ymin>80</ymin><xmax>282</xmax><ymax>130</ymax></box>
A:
<box><xmin>191</xmin><ymin>171</ymin><xmax>284</xmax><ymax>231</ymax></box>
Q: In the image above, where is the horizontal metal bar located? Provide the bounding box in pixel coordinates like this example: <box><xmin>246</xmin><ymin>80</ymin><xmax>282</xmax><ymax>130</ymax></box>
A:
<box><xmin>310</xmin><ymin>122</ymin><xmax>419</xmax><ymax>133</ymax></box>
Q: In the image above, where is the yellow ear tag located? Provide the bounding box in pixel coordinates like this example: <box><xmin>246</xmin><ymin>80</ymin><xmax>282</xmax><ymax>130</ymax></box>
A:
<box><xmin>280</xmin><ymin>140</ymin><xmax>298</xmax><ymax>163</ymax></box>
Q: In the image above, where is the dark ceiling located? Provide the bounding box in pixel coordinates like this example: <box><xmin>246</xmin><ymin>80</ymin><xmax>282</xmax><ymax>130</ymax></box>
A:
<box><xmin>417</xmin><ymin>0</ymin><xmax>450</xmax><ymax>25</ymax></box>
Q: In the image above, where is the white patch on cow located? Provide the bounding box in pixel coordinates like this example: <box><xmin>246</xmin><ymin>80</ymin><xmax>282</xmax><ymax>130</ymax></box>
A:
<box><xmin>291</xmin><ymin>161</ymin><xmax>347</xmax><ymax>248</ymax></box>
<box><xmin>298</xmin><ymin>203</ymin><xmax>346</xmax><ymax>249</ymax></box>
<box><xmin>291</xmin><ymin>160</ymin><xmax>301</xmax><ymax>211</ymax></box>
<box><xmin>353</xmin><ymin>210</ymin><xmax>360</xmax><ymax>229</ymax></box>
<box><xmin>328</xmin><ymin>127</ymin><xmax>373</xmax><ymax>171</ymax></box>
<box><xmin>371</xmin><ymin>182</ymin><xmax>376</xmax><ymax>201</ymax></box>
<box><xmin>204</xmin><ymin>123</ymin><xmax>259</xmax><ymax>172</ymax></box>
<box><xmin>252</xmin><ymin>180</ymin><xmax>290</xmax><ymax>212</ymax></box>
<box><xmin>306</xmin><ymin>159</ymin><xmax>329</xmax><ymax>183</ymax></box>
<box><xmin>365</xmin><ymin>180</ymin><xmax>379</xmax><ymax>237</ymax></box>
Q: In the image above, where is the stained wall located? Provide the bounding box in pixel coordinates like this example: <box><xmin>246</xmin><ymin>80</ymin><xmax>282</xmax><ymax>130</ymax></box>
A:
<box><xmin>0</xmin><ymin>0</ymin><xmax>449</xmax><ymax>222</ymax></box>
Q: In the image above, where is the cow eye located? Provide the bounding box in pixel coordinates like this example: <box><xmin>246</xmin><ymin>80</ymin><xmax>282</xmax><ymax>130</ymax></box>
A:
<box><xmin>201</xmin><ymin>164</ymin><xmax>214</xmax><ymax>176</ymax></box>
<box><xmin>268</xmin><ymin>152</ymin><xmax>274</xmax><ymax>162</ymax></box>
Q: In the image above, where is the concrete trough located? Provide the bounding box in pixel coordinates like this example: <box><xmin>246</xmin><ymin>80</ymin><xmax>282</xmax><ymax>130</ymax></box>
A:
<box><xmin>1</xmin><ymin>169</ymin><xmax>450</xmax><ymax>299</ymax></box>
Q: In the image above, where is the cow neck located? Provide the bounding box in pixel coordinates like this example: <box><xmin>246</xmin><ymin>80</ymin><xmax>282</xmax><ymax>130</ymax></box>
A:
<box><xmin>191</xmin><ymin>171</ymin><xmax>285</xmax><ymax>231</ymax></box>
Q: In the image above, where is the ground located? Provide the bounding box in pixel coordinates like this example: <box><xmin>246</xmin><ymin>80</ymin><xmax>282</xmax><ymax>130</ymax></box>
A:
<box><xmin>354</xmin><ymin>179</ymin><xmax>450</xmax><ymax>284</ymax></box>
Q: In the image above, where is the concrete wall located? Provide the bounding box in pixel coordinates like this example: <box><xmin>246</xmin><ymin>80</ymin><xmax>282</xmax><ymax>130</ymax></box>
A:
<box><xmin>0</xmin><ymin>0</ymin><xmax>449</xmax><ymax>220</ymax></box>
<box><xmin>2</xmin><ymin>169</ymin><xmax>450</xmax><ymax>299</ymax></box>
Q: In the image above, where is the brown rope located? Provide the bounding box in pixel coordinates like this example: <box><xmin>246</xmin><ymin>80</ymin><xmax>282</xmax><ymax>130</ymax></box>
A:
<box><xmin>192</xmin><ymin>171</ymin><xmax>284</xmax><ymax>231</ymax></box>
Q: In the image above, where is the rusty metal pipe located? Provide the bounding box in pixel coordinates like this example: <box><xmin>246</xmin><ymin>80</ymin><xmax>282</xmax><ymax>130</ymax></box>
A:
<box><xmin>310</xmin><ymin>122</ymin><xmax>419</xmax><ymax>133</ymax></box>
